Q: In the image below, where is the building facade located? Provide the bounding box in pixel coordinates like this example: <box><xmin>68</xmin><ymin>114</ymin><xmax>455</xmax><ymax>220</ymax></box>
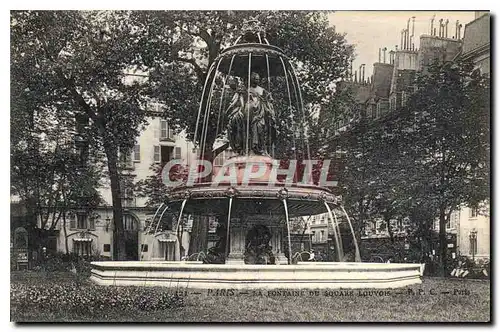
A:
<box><xmin>45</xmin><ymin>107</ymin><xmax>198</xmax><ymax>261</ymax></box>
<box><xmin>334</xmin><ymin>13</ymin><xmax>490</xmax><ymax>260</ymax></box>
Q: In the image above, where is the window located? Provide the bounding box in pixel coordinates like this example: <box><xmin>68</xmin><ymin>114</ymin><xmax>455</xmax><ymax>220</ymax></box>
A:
<box><xmin>153</xmin><ymin>146</ymin><xmax>160</xmax><ymax>163</ymax></box>
<box><xmin>123</xmin><ymin>187</ymin><xmax>134</xmax><ymax>200</ymax></box>
<box><xmin>142</xmin><ymin>244</ymin><xmax>149</xmax><ymax>252</ymax></box>
<box><xmin>123</xmin><ymin>214</ymin><xmax>137</xmax><ymax>231</ymax></box>
<box><xmin>160</xmin><ymin>120</ymin><xmax>168</xmax><ymax>139</ymax></box>
<box><xmin>174</xmin><ymin>146</ymin><xmax>182</xmax><ymax>160</ymax></box>
<box><xmin>103</xmin><ymin>244</ymin><xmax>111</xmax><ymax>252</ymax></box>
<box><xmin>77</xmin><ymin>214</ymin><xmax>88</xmax><ymax>229</ymax></box>
<box><xmin>214</xmin><ymin>151</ymin><xmax>225</xmax><ymax>166</ymax></box>
<box><xmin>133</xmin><ymin>145</ymin><xmax>141</xmax><ymax>162</ymax></box>
<box><xmin>469</xmin><ymin>234</ymin><xmax>478</xmax><ymax>256</ymax></box>
<box><xmin>119</xmin><ymin>150</ymin><xmax>133</xmax><ymax>168</ymax></box>
<box><xmin>470</xmin><ymin>208</ymin><xmax>479</xmax><ymax>218</ymax></box>
<box><xmin>73</xmin><ymin>241</ymin><xmax>92</xmax><ymax>256</ymax></box>
<box><xmin>312</xmin><ymin>231</ymin><xmax>316</xmax><ymax>242</ymax></box>
<box><xmin>320</xmin><ymin>230</ymin><xmax>325</xmax><ymax>242</ymax></box>
<box><xmin>366</xmin><ymin>106</ymin><xmax>372</xmax><ymax>119</ymax></box>
<box><xmin>160</xmin><ymin>120</ymin><xmax>175</xmax><ymax>140</ymax></box>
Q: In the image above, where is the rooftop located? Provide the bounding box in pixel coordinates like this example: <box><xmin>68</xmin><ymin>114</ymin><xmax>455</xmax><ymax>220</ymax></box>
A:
<box><xmin>462</xmin><ymin>13</ymin><xmax>490</xmax><ymax>56</ymax></box>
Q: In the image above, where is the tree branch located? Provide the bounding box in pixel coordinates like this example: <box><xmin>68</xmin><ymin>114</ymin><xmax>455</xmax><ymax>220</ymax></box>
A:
<box><xmin>175</xmin><ymin>56</ymin><xmax>205</xmax><ymax>83</ymax></box>
<box><xmin>54</xmin><ymin>68</ymin><xmax>98</xmax><ymax>123</ymax></box>
<box><xmin>198</xmin><ymin>29</ymin><xmax>212</xmax><ymax>46</ymax></box>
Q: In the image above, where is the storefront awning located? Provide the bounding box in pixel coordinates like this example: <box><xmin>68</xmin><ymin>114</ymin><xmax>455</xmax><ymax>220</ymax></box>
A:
<box><xmin>158</xmin><ymin>238</ymin><xmax>176</xmax><ymax>243</ymax></box>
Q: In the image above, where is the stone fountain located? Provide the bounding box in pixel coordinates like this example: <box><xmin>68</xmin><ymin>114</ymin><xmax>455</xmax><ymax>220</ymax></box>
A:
<box><xmin>90</xmin><ymin>19</ymin><xmax>425</xmax><ymax>289</ymax></box>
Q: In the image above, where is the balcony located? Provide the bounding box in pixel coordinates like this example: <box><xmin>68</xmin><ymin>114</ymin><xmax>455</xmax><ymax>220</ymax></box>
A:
<box><xmin>159</xmin><ymin>136</ymin><xmax>176</xmax><ymax>144</ymax></box>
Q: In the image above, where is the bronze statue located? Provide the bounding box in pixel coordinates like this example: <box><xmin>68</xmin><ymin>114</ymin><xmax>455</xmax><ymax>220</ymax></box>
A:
<box><xmin>226</xmin><ymin>72</ymin><xmax>277</xmax><ymax>156</ymax></box>
<box><xmin>244</xmin><ymin>224</ymin><xmax>275</xmax><ymax>264</ymax></box>
<box><xmin>226</xmin><ymin>78</ymin><xmax>246</xmax><ymax>154</ymax></box>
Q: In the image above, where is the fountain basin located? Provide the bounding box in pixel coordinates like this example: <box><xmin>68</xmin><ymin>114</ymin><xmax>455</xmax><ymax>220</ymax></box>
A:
<box><xmin>90</xmin><ymin>261</ymin><xmax>425</xmax><ymax>289</ymax></box>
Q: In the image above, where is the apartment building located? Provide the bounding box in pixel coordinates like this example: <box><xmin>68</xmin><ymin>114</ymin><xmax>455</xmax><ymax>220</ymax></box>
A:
<box><xmin>334</xmin><ymin>13</ymin><xmax>490</xmax><ymax>260</ymax></box>
<box><xmin>47</xmin><ymin>103</ymin><xmax>198</xmax><ymax>260</ymax></box>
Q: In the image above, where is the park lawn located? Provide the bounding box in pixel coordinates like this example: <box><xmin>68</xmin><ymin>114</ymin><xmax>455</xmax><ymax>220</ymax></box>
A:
<box><xmin>11</xmin><ymin>271</ymin><xmax>490</xmax><ymax>322</ymax></box>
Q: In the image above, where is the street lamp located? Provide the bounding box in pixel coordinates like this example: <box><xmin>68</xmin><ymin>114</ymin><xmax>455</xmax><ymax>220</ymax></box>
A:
<box><xmin>469</xmin><ymin>229</ymin><xmax>478</xmax><ymax>261</ymax></box>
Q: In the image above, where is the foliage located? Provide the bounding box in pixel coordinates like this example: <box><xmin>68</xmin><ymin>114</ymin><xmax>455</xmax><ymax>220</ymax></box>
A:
<box><xmin>32</xmin><ymin>251</ymin><xmax>108</xmax><ymax>275</ymax></box>
<box><xmin>329</xmin><ymin>58</ymin><xmax>489</xmax><ymax>270</ymax></box>
<box><xmin>135</xmin><ymin>162</ymin><xmax>190</xmax><ymax>207</ymax></box>
<box><xmin>11</xmin><ymin>10</ymin><xmax>156</xmax><ymax>259</ymax></box>
<box><xmin>11</xmin><ymin>84</ymin><xmax>104</xmax><ymax>231</ymax></box>
<box><xmin>10</xmin><ymin>273</ymin><xmax>491</xmax><ymax>322</ymax></box>
<box><xmin>134</xmin><ymin>164</ymin><xmax>170</xmax><ymax>207</ymax></box>
<box><xmin>11</xmin><ymin>282</ymin><xmax>185</xmax><ymax>316</ymax></box>
<box><xmin>131</xmin><ymin>11</ymin><xmax>353</xmax><ymax>158</ymax></box>
<box><xmin>394</xmin><ymin>59</ymin><xmax>490</xmax><ymax>274</ymax></box>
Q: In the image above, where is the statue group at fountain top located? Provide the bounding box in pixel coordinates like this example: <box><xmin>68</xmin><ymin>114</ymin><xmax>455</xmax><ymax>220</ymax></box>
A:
<box><xmin>226</xmin><ymin>72</ymin><xmax>278</xmax><ymax>156</ymax></box>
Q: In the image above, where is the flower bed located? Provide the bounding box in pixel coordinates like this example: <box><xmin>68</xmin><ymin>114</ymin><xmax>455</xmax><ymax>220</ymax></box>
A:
<box><xmin>11</xmin><ymin>282</ymin><xmax>185</xmax><ymax>316</ymax></box>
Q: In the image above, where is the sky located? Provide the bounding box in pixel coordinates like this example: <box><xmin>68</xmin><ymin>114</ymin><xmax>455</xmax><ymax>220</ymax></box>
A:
<box><xmin>328</xmin><ymin>11</ymin><xmax>477</xmax><ymax>79</ymax></box>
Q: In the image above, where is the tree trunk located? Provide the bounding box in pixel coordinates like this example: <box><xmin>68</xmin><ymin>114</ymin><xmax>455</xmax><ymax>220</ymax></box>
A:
<box><xmin>62</xmin><ymin>211</ymin><xmax>69</xmax><ymax>254</ymax></box>
<box><xmin>187</xmin><ymin>144</ymin><xmax>217</xmax><ymax>256</ymax></box>
<box><xmin>104</xmin><ymin>143</ymin><xmax>126</xmax><ymax>261</ymax></box>
<box><xmin>188</xmin><ymin>215</ymin><xmax>209</xmax><ymax>255</ymax></box>
<box><xmin>438</xmin><ymin>206</ymin><xmax>447</xmax><ymax>277</ymax></box>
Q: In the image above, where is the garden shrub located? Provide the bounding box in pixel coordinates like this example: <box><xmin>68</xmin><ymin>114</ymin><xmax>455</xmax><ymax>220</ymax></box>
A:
<box><xmin>11</xmin><ymin>282</ymin><xmax>185</xmax><ymax>315</ymax></box>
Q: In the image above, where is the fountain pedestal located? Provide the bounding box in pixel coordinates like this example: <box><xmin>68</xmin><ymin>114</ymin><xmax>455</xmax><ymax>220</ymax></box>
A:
<box><xmin>226</xmin><ymin>220</ymin><xmax>288</xmax><ymax>265</ymax></box>
<box><xmin>226</xmin><ymin>225</ymin><xmax>246</xmax><ymax>264</ymax></box>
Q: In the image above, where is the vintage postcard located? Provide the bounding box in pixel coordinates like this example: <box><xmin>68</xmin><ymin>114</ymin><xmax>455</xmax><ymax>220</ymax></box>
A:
<box><xmin>10</xmin><ymin>9</ymin><xmax>490</xmax><ymax>322</ymax></box>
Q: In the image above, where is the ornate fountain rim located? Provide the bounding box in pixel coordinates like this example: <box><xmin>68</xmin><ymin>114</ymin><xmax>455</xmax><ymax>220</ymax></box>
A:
<box><xmin>167</xmin><ymin>182</ymin><xmax>339</xmax><ymax>204</ymax></box>
<box><xmin>219</xmin><ymin>43</ymin><xmax>289</xmax><ymax>59</ymax></box>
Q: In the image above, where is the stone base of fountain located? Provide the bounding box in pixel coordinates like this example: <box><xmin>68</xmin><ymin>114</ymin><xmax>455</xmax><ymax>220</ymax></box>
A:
<box><xmin>90</xmin><ymin>261</ymin><xmax>425</xmax><ymax>289</ymax></box>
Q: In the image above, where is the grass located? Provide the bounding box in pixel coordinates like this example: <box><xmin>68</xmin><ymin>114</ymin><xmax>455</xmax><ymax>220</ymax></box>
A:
<box><xmin>11</xmin><ymin>271</ymin><xmax>490</xmax><ymax>322</ymax></box>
